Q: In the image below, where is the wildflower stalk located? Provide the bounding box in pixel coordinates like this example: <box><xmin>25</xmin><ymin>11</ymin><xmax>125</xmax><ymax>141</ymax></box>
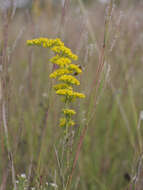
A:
<box><xmin>27</xmin><ymin>37</ymin><xmax>85</xmax><ymax>130</ymax></box>
<box><xmin>27</xmin><ymin>37</ymin><xmax>85</xmax><ymax>187</ymax></box>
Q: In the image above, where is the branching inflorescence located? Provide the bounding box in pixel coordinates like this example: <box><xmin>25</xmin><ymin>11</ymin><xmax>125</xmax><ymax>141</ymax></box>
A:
<box><xmin>27</xmin><ymin>38</ymin><xmax>85</xmax><ymax>129</ymax></box>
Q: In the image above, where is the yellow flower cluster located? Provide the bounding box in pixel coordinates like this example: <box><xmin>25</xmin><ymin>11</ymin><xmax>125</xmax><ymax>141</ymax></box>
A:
<box><xmin>59</xmin><ymin>117</ymin><xmax>75</xmax><ymax>128</ymax></box>
<box><xmin>27</xmin><ymin>37</ymin><xmax>85</xmax><ymax>129</ymax></box>
<box><xmin>49</xmin><ymin>68</ymin><xmax>71</xmax><ymax>78</ymax></box>
<box><xmin>56</xmin><ymin>89</ymin><xmax>85</xmax><ymax>99</ymax></box>
<box><xmin>63</xmin><ymin>109</ymin><xmax>76</xmax><ymax>116</ymax></box>
<box><xmin>50</xmin><ymin>56</ymin><xmax>71</xmax><ymax>67</ymax></box>
<box><xmin>59</xmin><ymin>75</ymin><xmax>80</xmax><ymax>85</ymax></box>
<box><xmin>27</xmin><ymin>38</ymin><xmax>64</xmax><ymax>48</ymax></box>
<box><xmin>51</xmin><ymin>46</ymin><xmax>78</xmax><ymax>60</ymax></box>
<box><xmin>68</xmin><ymin>64</ymin><xmax>82</xmax><ymax>74</ymax></box>
<box><xmin>53</xmin><ymin>83</ymin><xmax>71</xmax><ymax>90</ymax></box>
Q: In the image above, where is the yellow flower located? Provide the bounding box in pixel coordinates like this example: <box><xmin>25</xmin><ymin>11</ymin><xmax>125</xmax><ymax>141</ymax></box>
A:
<box><xmin>59</xmin><ymin>117</ymin><xmax>75</xmax><ymax>127</ymax></box>
<box><xmin>27</xmin><ymin>38</ymin><xmax>64</xmax><ymax>48</ymax></box>
<box><xmin>67</xmin><ymin>64</ymin><xmax>82</xmax><ymax>74</ymax></box>
<box><xmin>49</xmin><ymin>69</ymin><xmax>71</xmax><ymax>79</ymax></box>
<box><xmin>73</xmin><ymin>92</ymin><xmax>85</xmax><ymax>98</ymax></box>
<box><xmin>58</xmin><ymin>75</ymin><xmax>80</xmax><ymax>85</ymax></box>
<box><xmin>56</xmin><ymin>89</ymin><xmax>85</xmax><ymax>99</ymax></box>
<box><xmin>51</xmin><ymin>46</ymin><xmax>78</xmax><ymax>60</ymax></box>
<box><xmin>49</xmin><ymin>55</ymin><xmax>60</xmax><ymax>63</ymax></box>
<box><xmin>53</xmin><ymin>83</ymin><xmax>72</xmax><ymax>90</ymax></box>
<box><xmin>56</xmin><ymin>89</ymin><xmax>74</xmax><ymax>97</ymax></box>
<box><xmin>63</xmin><ymin>109</ymin><xmax>76</xmax><ymax>116</ymax></box>
<box><xmin>27</xmin><ymin>37</ymin><xmax>85</xmax><ymax>129</ymax></box>
<box><xmin>59</xmin><ymin>117</ymin><xmax>66</xmax><ymax>127</ymax></box>
<box><xmin>50</xmin><ymin>57</ymin><xmax>71</xmax><ymax>67</ymax></box>
<box><xmin>68</xmin><ymin>120</ymin><xmax>75</xmax><ymax>126</ymax></box>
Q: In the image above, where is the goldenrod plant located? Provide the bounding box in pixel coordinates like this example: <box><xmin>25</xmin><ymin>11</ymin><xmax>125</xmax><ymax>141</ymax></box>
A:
<box><xmin>27</xmin><ymin>38</ymin><xmax>85</xmax><ymax>132</ymax></box>
<box><xmin>2</xmin><ymin>1</ymin><xmax>142</xmax><ymax>189</ymax></box>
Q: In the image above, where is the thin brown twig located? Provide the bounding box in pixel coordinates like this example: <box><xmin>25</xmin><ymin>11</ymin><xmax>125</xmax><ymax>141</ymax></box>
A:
<box><xmin>65</xmin><ymin>44</ymin><xmax>105</xmax><ymax>190</ymax></box>
<box><xmin>60</xmin><ymin>0</ymin><xmax>70</xmax><ymax>29</ymax></box>
<box><xmin>58</xmin><ymin>0</ymin><xmax>70</xmax><ymax>38</ymax></box>
<box><xmin>1</xmin><ymin>12</ymin><xmax>16</xmax><ymax>190</ymax></box>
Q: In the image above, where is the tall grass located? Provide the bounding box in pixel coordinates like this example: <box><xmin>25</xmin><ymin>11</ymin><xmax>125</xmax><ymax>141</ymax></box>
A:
<box><xmin>0</xmin><ymin>0</ymin><xmax>143</xmax><ymax>190</ymax></box>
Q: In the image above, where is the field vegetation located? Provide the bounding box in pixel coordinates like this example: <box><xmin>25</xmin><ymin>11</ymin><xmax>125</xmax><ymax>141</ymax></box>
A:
<box><xmin>0</xmin><ymin>0</ymin><xmax>143</xmax><ymax>189</ymax></box>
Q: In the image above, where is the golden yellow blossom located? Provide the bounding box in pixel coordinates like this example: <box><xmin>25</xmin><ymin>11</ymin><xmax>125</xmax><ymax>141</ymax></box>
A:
<box><xmin>53</xmin><ymin>83</ymin><xmax>72</xmax><ymax>90</ymax></box>
<box><xmin>56</xmin><ymin>89</ymin><xmax>74</xmax><ymax>96</ymax></box>
<box><xmin>63</xmin><ymin>109</ymin><xmax>76</xmax><ymax>116</ymax></box>
<box><xmin>67</xmin><ymin>64</ymin><xmax>82</xmax><ymax>74</ymax></box>
<box><xmin>73</xmin><ymin>92</ymin><xmax>85</xmax><ymax>98</ymax></box>
<box><xmin>49</xmin><ymin>69</ymin><xmax>71</xmax><ymax>79</ymax></box>
<box><xmin>59</xmin><ymin>117</ymin><xmax>75</xmax><ymax>127</ymax></box>
<box><xmin>59</xmin><ymin>118</ymin><xmax>66</xmax><ymax>127</ymax></box>
<box><xmin>56</xmin><ymin>89</ymin><xmax>85</xmax><ymax>99</ymax></box>
<box><xmin>27</xmin><ymin>37</ymin><xmax>85</xmax><ymax>129</ymax></box>
<box><xmin>51</xmin><ymin>46</ymin><xmax>78</xmax><ymax>60</ymax></box>
<box><xmin>68</xmin><ymin>120</ymin><xmax>75</xmax><ymax>127</ymax></box>
<box><xmin>58</xmin><ymin>75</ymin><xmax>80</xmax><ymax>85</ymax></box>
<box><xmin>27</xmin><ymin>38</ymin><xmax>64</xmax><ymax>48</ymax></box>
<box><xmin>50</xmin><ymin>57</ymin><xmax>71</xmax><ymax>67</ymax></box>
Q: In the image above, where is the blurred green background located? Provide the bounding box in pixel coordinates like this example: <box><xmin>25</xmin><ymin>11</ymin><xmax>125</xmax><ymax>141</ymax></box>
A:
<box><xmin>0</xmin><ymin>0</ymin><xmax>143</xmax><ymax>189</ymax></box>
